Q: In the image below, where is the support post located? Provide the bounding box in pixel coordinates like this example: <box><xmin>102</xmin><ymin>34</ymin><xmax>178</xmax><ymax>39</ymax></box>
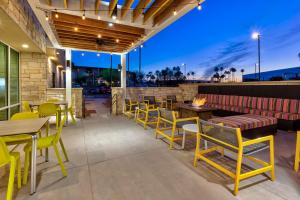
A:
<box><xmin>121</xmin><ymin>53</ymin><xmax>127</xmax><ymax>98</ymax></box>
<box><xmin>65</xmin><ymin>49</ymin><xmax>72</xmax><ymax>106</ymax></box>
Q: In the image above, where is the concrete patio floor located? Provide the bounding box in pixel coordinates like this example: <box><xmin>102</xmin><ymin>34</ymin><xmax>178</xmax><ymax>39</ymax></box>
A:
<box><xmin>1</xmin><ymin>97</ymin><xmax>300</xmax><ymax>200</ymax></box>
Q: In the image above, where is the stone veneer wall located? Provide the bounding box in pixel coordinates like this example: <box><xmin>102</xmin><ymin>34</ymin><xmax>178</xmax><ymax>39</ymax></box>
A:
<box><xmin>0</xmin><ymin>0</ymin><xmax>47</xmax><ymax>52</ymax></box>
<box><xmin>46</xmin><ymin>88</ymin><xmax>83</xmax><ymax>118</ymax></box>
<box><xmin>20</xmin><ymin>52</ymin><xmax>48</xmax><ymax>103</ymax></box>
<box><xmin>111</xmin><ymin>87</ymin><xmax>188</xmax><ymax>115</ymax></box>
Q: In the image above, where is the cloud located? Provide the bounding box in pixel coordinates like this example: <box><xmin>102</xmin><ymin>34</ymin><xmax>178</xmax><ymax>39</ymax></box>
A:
<box><xmin>200</xmin><ymin>41</ymin><xmax>252</xmax><ymax>78</ymax></box>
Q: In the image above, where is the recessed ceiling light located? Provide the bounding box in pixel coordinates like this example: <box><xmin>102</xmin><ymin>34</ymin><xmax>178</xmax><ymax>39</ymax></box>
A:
<box><xmin>116</xmin><ymin>39</ymin><xmax>119</xmax><ymax>43</ymax></box>
<box><xmin>22</xmin><ymin>44</ymin><xmax>29</xmax><ymax>49</ymax></box>
<box><xmin>112</xmin><ymin>15</ymin><xmax>117</xmax><ymax>20</ymax></box>
<box><xmin>97</xmin><ymin>34</ymin><xmax>102</xmax><ymax>38</ymax></box>
<box><xmin>108</xmin><ymin>22</ymin><xmax>113</xmax><ymax>27</ymax></box>
<box><xmin>74</xmin><ymin>27</ymin><xmax>78</xmax><ymax>31</ymax></box>
<box><xmin>56</xmin><ymin>52</ymin><xmax>60</xmax><ymax>55</ymax></box>
<box><xmin>97</xmin><ymin>15</ymin><xmax>101</xmax><ymax>20</ymax></box>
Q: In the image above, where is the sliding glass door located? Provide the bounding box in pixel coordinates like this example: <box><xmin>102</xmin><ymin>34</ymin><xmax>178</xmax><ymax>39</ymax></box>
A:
<box><xmin>0</xmin><ymin>41</ymin><xmax>20</xmax><ymax>120</ymax></box>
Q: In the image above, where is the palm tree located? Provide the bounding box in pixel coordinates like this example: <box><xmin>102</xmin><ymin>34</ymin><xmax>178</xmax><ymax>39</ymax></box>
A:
<box><xmin>155</xmin><ymin>70</ymin><xmax>161</xmax><ymax>80</ymax></box>
<box><xmin>190</xmin><ymin>71</ymin><xmax>196</xmax><ymax>82</ymax></box>
<box><xmin>230</xmin><ymin>67</ymin><xmax>237</xmax><ymax>82</ymax></box>
<box><xmin>187</xmin><ymin>72</ymin><xmax>190</xmax><ymax>80</ymax></box>
<box><xmin>240</xmin><ymin>69</ymin><xmax>245</xmax><ymax>82</ymax></box>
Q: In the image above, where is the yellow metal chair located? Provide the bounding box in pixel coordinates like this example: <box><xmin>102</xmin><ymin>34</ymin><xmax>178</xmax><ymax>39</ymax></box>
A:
<box><xmin>294</xmin><ymin>131</ymin><xmax>300</xmax><ymax>172</ymax></box>
<box><xmin>47</xmin><ymin>98</ymin><xmax>60</xmax><ymax>103</ymax></box>
<box><xmin>38</xmin><ymin>103</ymin><xmax>69</xmax><ymax>161</ymax></box>
<box><xmin>23</xmin><ymin>116</ymin><xmax>68</xmax><ymax>185</ymax></box>
<box><xmin>143</xmin><ymin>96</ymin><xmax>162</xmax><ymax>108</ymax></box>
<box><xmin>22</xmin><ymin>101</ymin><xmax>32</xmax><ymax>112</ymax></box>
<box><xmin>155</xmin><ymin>108</ymin><xmax>199</xmax><ymax>149</ymax></box>
<box><xmin>136</xmin><ymin>103</ymin><xmax>158</xmax><ymax>129</ymax></box>
<box><xmin>124</xmin><ymin>99</ymin><xmax>138</xmax><ymax>118</ymax></box>
<box><xmin>38</xmin><ymin>102</ymin><xmax>61</xmax><ymax>129</ymax></box>
<box><xmin>194</xmin><ymin>120</ymin><xmax>275</xmax><ymax>195</ymax></box>
<box><xmin>60</xmin><ymin>101</ymin><xmax>76</xmax><ymax>125</ymax></box>
<box><xmin>0</xmin><ymin>137</ymin><xmax>21</xmax><ymax>200</ymax></box>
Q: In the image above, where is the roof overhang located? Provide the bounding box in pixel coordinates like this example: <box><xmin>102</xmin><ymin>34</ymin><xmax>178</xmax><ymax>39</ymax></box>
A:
<box><xmin>28</xmin><ymin>0</ymin><xmax>204</xmax><ymax>54</ymax></box>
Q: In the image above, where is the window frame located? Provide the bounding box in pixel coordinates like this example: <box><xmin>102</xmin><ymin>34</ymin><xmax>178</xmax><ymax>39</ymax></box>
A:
<box><xmin>0</xmin><ymin>40</ymin><xmax>20</xmax><ymax>120</ymax></box>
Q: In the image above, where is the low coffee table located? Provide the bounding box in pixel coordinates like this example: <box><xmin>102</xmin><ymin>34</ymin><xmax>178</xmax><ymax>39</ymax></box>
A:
<box><xmin>182</xmin><ymin>124</ymin><xmax>208</xmax><ymax>150</ymax></box>
<box><xmin>178</xmin><ymin>103</ymin><xmax>216</xmax><ymax>120</ymax></box>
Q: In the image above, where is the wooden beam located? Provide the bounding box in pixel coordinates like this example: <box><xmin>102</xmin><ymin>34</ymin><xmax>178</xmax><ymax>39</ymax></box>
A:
<box><xmin>52</xmin><ymin>13</ymin><xmax>145</xmax><ymax>35</ymax></box>
<box><xmin>95</xmin><ymin>0</ymin><xmax>101</xmax><ymax>14</ymax></box>
<box><xmin>121</xmin><ymin>0</ymin><xmax>134</xmax><ymax>19</ymax></box>
<box><xmin>132</xmin><ymin>0</ymin><xmax>152</xmax><ymax>22</ymax></box>
<box><xmin>64</xmin><ymin>0</ymin><xmax>68</xmax><ymax>8</ymax></box>
<box><xmin>53</xmin><ymin>22</ymin><xmax>140</xmax><ymax>41</ymax></box>
<box><xmin>60</xmin><ymin>42</ymin><xmax>127</xmax><ymax>52</ymax></box>
<box><xmin>143</xmin><ymin>0</ymin><xmax>172</xmax><ymax>23</ymax></box>
<box><xmin>56</xmin><ymin>30</ymin><xmax>134</xmax><ymax>44</ymax></box>
<box><xmin>108</xmin><ymin>0</ymin><xmax>118</xmax><ymax>17</ymax></box>
<box><xmin>59</xmin><ymin>38</ymin><xmax>130</xmax><ymax>48</ymax></box>
<box><xmin>80</xmin><ymin>0</ymin><xmax>84</xmax><ymax>11</ymax></box>
<box><xmin>154</xmin><ymin>0</ymin><xmax>196</xmax><ymax>26</ymax></box>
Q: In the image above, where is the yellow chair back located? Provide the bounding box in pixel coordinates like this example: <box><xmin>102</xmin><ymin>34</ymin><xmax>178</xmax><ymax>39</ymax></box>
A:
<box><xmin>54</xmin><ymin>115</ymin><xmax>67</xmax><ymax>144</ymax></box>
<box><xmin>0</xmin><ymin>137</ymin><xmax>10</xmax><ymax>167</ymax></box>
<box><xmin>38</xmin><ymin>103</ymin><xmax>59</xmax><ymax>117</ymax></box>
<box><xmin>47</xmin><ymin>98</ymin><xmax>60</xmax><ymax>103</ymax></box>
<box><xmin>22</xmin><ymin>101</ymin><xmax>31</xmax><ymax>112</ymax></box>
<box><xmin>11</xmin><ymin>112</ymin><xmax>39</xmax><ymax>120</ymax></box>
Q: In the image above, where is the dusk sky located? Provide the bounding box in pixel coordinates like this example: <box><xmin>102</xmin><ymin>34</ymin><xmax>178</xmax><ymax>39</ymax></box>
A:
<box><xmin>72</xmin><ymin>0</ymin><xmax>300</xmax><ymax>79</ymax></box>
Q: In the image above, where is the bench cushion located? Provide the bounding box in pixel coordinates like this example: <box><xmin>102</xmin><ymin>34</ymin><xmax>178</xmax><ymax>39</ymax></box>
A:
<box><xmin>209</xmin><ymin>114</ymin><xmax>277</xmax><ymax>131</ymax></box>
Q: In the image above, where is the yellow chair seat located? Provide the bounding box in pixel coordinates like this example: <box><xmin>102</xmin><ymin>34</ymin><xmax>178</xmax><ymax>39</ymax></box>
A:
<box><xmin>24</xmin><ymin>135</ymin><xmax>55</xmax><ymax>151</ymax></box>
<box><xmin>0</xmin><ymin>138</ymin><xmax>22</xmax><ymax>200</ymax></box>
<box><xmin>2</xmin><ymin>135</ymin><xmax>32</xmax><ymax>145</ymax></box>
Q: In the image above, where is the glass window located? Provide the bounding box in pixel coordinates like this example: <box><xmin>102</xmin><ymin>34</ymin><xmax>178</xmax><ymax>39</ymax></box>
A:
<box><xmin>10</xmin><ymin>48</ymin><xmax>19</xmax><ymax>105</ymax></box>
<box><xmin>0</xmin><ymin>42</ymin><xmax>8</xmax><ymax>108</ymax></box>
<box><xmin>0</xmin><ymin>109</ymin><xmax>7</xmax><ymax>121</ymax></box>
<box><xmin>10</xmin><ymin>105</ymin><xmax>19</xmax><ymax>118</ymax></box>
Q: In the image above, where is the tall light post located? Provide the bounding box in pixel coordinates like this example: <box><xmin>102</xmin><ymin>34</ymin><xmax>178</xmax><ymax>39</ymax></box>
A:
<box><xmin>252</xmin><ymin>32</ymin><xmax>261</xmax><ymax>81</ymax></box>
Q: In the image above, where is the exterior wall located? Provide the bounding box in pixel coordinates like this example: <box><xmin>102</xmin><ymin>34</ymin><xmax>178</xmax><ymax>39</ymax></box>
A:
<box><xmin>111</xmin><ymin>87</ymin><xmax>185</xmax><ymax>115</ymax></box>
<box><xmin>0</xmin><ymin>0</ymin><xmax>47</xmax><ymax>52</ymax></box>
<box><xmin>46</xmin><ymin>88</ymin><xmax>83</xmax><ymax>118</ymax></box>
<box><xmin>20</xmin><ymin>52</ymin><xmax>48</xmax><ymax>103</ymax></box>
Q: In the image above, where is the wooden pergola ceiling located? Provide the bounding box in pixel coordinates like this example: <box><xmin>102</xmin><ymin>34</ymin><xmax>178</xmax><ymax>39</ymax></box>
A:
<box><xmin>51</xmin><ymin>12</ymin><xmax>145</xmax><ymax>52</ymax></box>
<box><xmin>43</xmin><ymin>0</ymin><xmax>201</xmax><ymax>52</ymax></box>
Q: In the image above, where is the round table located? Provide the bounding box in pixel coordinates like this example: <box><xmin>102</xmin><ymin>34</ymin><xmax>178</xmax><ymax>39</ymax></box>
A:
<box><xmin>182</xmin><ymin>124</ymin><xmax>207</xmax><ymax>150</ymax></box>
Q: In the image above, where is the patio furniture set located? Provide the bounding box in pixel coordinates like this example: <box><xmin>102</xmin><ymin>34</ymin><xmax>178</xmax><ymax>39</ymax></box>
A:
<box><xmin>124</xmin><ymin>93</ymin><xmax>300</xmax><ymax>195</ymax></box>
<box><xmin>0</xmin><ymin>99</ymin><xmax>76</xmax><ymax>200</ymax></box>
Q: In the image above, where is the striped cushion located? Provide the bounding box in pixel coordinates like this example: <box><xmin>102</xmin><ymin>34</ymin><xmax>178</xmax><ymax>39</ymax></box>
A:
<box><xmin>249</xmin><ymin>109</ymin><xmax>262</xmax><ymax>115</ymax></box>
<box><xmin>282</xmin><ymin>99</ymin><xmax>290</xmax><ymax>113</ymax></box>
<box><xmin>261</xmin><ymin>110</ymin><xmax>276</xmax><ymax>117</ymax></box>
<box><xmin>275</xmin><ymin>99</ymin><xmax>284</xmax><ymax>112</ymax></box>
<box><xmin>257</xmin><ymin>98</ymin><xmax>269</xmax><ymax>110</ymax></box>
<box><xmin>274</xmin><ymin>113</ymin><xmax>300</xmax><ymax>120</ymax></box>
<box><xmin>209</xmin><ymin>114</ymin><xmax>277</xmax><ymax>131</ymax></box>
<box><xmin>289</xmin><ymin>99</ymin><xmax>299</xmax><ymax>114</ymax></box>
<box><xmin>247</xmin><ymin>97</ymin><xmax>253</xmax><ymax>108</ymax></box>
<box><xmin>224</xmin><ymin>95</ymin><xmax>230</xmax><ymax>105</ymax></box>
<box><xmin>268</xmin><ymin>98</ymin><xmax>276</xmax><ymax>111</ymax></box>
<box><xmin>250</xmin><ymin>97</ymin><xmax>258</xmax><ymax>109</ymax></box>
<box><xmin>218</xmin><ymin>95</ymin><xmax>224</xmax><ymax>105</ymax></box>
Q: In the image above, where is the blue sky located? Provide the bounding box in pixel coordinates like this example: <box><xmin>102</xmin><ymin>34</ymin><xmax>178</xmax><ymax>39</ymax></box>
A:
<box><xmin>72</xmin><ymin>0</ymin><xmax>300</xmax><ymax>79</ymax></box>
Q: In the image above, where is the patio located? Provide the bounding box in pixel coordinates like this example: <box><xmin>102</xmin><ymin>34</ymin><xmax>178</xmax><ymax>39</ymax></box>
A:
<box><xmin>1</xmin><ymin>98</ymin><xmax>299</xmax><ymax>200</ymax></box>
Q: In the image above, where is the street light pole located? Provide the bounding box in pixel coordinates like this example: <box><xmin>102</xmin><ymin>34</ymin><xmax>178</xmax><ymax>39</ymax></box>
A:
<box><xmin>257</xmin><ymin>34</ymin><xmax>261</xmax><ymax>81</ymax></box>
<box><xmin>252</xmin><ymin>32</ymin><xmax>261</xmax><ymax>81</ymax></box>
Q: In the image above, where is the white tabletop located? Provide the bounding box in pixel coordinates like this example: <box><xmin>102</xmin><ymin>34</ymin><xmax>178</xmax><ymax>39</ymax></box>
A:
<box><xmin>182</xmin><ymin>124</ymin><xmax>198</xmax><ymax>133</ymax></box>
